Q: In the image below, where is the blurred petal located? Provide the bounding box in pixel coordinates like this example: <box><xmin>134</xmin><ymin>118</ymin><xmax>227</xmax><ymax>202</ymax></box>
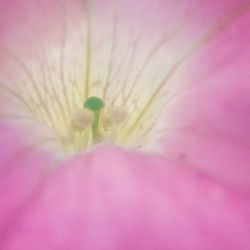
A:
<box><xmin>0</xmin><ymin>122</ymin><xmax>61</xmax><ymax>237</ymax></box>
<box><xmin>1</xmin><ymin>147</ymin><xmax>250</xmax><ymax>249</ymax></box>
<box><xmin>164</xmin><ymin>7</ymin><xmax>250</xmax><ymax>192</ymax></box>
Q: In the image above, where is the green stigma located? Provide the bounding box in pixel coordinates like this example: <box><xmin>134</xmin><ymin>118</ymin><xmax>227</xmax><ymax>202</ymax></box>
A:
<box><xmin>84</xmin><ymin>96</ymin><xmax>105</xmax><ymax>139</ymax></box>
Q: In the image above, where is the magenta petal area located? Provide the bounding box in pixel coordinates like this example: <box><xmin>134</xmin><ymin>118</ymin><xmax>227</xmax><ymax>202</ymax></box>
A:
<box><xmin>163</xmin><ymin>9</ymin><xmax>250</xmax><ymax>193</ymax></box>
<box><xmin>0</xmin><ymin>122</ymin><xmax>60</xmax><ymax>242</ymax></box>
<box><xmin>0</xmin><ymin>146</ymin><xmax>249</xmax><ymax>250</ymax></box>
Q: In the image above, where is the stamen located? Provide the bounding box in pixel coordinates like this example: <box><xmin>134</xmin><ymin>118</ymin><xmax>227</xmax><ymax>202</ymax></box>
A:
<box><xmin>108</xmin><ymin>106</ymin><xmax>127</xmax><ymax>125</ymax></box>
<box><xmin>71</xmin><ymin>108</ymin><xmax>94</xmax><ymax>132</ymax></box>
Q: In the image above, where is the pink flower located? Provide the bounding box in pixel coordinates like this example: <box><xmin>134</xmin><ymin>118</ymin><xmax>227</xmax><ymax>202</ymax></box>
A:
<box><xmin>0</xmin><ymin>0</ymin><xmax>250</xmax><ymax>249</ymax></box>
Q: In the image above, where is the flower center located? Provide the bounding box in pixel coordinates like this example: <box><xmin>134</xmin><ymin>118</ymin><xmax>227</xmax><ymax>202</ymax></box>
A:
<box><xmin>2</xmin><ymin>3</ymin><xmax>193</xmax><ymax>154</ymax></box>
<box><xmin>8</xmin><ymin>31</ymin><xmax>169</xmax><ymax>154</ymax></box>
<box><xmin>19</xmin><ymin>69</ymin><xmax>165</xmax><ymax>154</ymax></box>
<box><xmin>72</xmin><ymin>96</ymin><xmax>128</xmax><ymax>147</ymax></box>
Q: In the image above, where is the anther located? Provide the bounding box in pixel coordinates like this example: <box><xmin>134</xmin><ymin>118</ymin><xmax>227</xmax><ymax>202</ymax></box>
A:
<box><xmin>71</xmin><ymin>108</ymin><xmax>94</xmax><ymax>132</ymax></box>
<box><xmin>109</xmin><ymin>106</ymin><xmax>128</xmax><ymax>124</ymax></box>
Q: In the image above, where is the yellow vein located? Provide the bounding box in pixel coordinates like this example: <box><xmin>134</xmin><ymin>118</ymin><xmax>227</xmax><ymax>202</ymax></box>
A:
<box><xmin>124</xmin><ymin>3</ymin><xmax>250</xmax><ymax>138</ymax></box>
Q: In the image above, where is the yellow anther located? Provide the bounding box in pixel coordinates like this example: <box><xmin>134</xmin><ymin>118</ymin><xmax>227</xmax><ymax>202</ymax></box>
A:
<box><xmin>109</xmin><ymin>106</ymin><xmax>128</xmax><ymax>124</ymax></box>
<box><xmin>71</xmin><ymin>108</ymin><xmax>94</xmax><ymax>132</ymax></box>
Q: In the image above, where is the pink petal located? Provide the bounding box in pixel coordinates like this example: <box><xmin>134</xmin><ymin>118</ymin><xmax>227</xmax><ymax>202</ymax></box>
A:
<box><xmin>1</xmin><ymin>146</ymin><xmax>250</xmax><ymax>249</ymax></box>
<box><xmin>163</xmin><ymin>8</ymin><xmax>250</xmax><ymax>192</ymax></box>
<box><xmin>0</xmin><ymin>122</ymin><xmax>61</xmax><ymax>238</ymax></box>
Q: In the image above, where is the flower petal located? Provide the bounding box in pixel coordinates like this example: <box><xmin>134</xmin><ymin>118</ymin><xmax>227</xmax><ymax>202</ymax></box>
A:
<box><xmin>0</xmin><ymin>121</ymin><xmax>61</xmax><ymax>237</ymax></box>
<box><xmin>1</xmin><ymin>146</ymin><xmax>250</xmax><ymax>249</ymax></box>
<box><xmin>163</xmin><ymin>8</ymin><xmax>250</xmax><ymax>192</ymax></box>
